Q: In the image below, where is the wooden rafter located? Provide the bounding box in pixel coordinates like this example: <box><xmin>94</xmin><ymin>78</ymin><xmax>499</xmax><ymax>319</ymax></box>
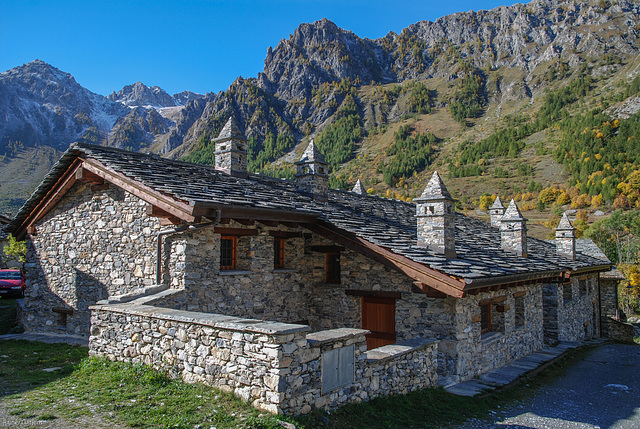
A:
<box><xmin>22</xmin><ymin>159</ymin><xmax>83</xmax><ymax>234</ymax></box>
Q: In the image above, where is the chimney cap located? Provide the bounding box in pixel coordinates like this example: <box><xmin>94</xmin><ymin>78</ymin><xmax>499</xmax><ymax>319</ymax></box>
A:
<box><xmin>415</xmin><ymin>171</ymin><xmax>452</xmax><ymax>202</ymax></box>
<box><xmin>352</xmin><ymin>179</ymin><xmax>367</xmax><ymax>195</ymax></box>
<box><xmin>214</xmin><ymin>117</ymin><xmax>246</xmax><ymax>142</ymax></box>
<box><xmin>555</xmin><ymin>212</ymin><xmax>575</xmax><ymax>231</ymax></box>
<box><xmin>501</xmin><ymin>199</ymin><xmax>525</xmax><ymax>221</ymax></box>
<box><xmin>490</xmin><ymin>195</ymin><xmax>505</xmax><ymax>209</ymax></box>
<box><xmin>296</xmin><ymin>140</ymin><xmax>328</xmax><ymax>165</ymax></box>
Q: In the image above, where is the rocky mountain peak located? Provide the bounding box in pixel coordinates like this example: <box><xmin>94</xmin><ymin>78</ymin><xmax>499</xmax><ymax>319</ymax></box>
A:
<box><xmin>108</xmin><ymin>81</ymin><xmax>204</xmax><ymax>108</ymax></box>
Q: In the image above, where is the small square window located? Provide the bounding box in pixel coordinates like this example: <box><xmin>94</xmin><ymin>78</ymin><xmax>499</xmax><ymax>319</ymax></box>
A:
<box><xmin>274</xmin><ymin>238</ymin><xmax>286</xmax><ymax>269</ymax></box>
<box><xmin>220</xmin><ymin>236</ymin><xmax>237</xmax><ymax>270</ymax></box>
<box><xmin>325</xmin><ymin>252</ymin><xmax>341</xmax><ymax>284</ymax></box>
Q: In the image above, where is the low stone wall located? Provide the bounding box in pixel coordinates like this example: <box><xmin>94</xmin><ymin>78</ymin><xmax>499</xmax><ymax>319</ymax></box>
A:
<box><xmin>602</xmin><ymin>317</ymin><xmax>635</xmax><ymax>343</ymax></box>
<box><xmin>89</xmin><ymin>301</ymin><xmax>439</xmax><ymax>415</ymax></box>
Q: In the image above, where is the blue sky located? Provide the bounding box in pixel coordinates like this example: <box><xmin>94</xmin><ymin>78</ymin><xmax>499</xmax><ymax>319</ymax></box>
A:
<box><xmin>1</xmin><ymin>0</ymin><xmax>521</xmax><ymax>96</ymax></box>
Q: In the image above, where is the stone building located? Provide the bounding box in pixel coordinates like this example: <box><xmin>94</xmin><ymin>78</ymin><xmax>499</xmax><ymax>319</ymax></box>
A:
<box><xmin>7</xmin><ymin>118</ymin><xmax>611</xmax><ymax>414</ymax></box>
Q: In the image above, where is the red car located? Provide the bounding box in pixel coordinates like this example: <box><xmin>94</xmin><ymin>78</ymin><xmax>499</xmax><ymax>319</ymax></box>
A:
<box><xmin>0</xmin><ymin>269</ymin><xmax>25</xmax><ymax>298</ymax></box>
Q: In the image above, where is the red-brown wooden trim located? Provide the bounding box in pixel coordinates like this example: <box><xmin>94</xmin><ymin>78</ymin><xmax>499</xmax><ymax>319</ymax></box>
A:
<box><xmin>307</xmin><ymin>221</ymin><xmax>466</xmax><ymax>298</ymax></box>
<box><xmin>345</xmin><ymin>290</ymin><xmax>402</xmax><ymax>299</ymax></box>
<box><xmin>82</xmin><ymin>158</ymin><xmax>196</xmax><ymax>223</ymax></box>
<box><xmin>495</xmin><ymin>304</ymin><xmax>510</xmax><ymax>313</ymax></box>
<box><xmin>213</xmin><ymin>227</ymin><xmax>258</xmax><ymax>236</ymax></box>
<box><xmin>268</xmin><ymin>231</ymin><xmax>303</xmax><ymax>239</ymax></box>
<box><xmin>191</xmin><ymin>204</ymin><xmax>317</xmax><ymax>224</ymax></box>
<box><xmin>479</xmin><ymin>296</ymin><xmax>507</xmax><ymax>306</ymax></box>
<box><xmin>513</xmin><ymin>291</ymin><xmax>527</xmax><ymax>298</ymax></box>
<box><xmin>76</xmin><ymin>167</ymin><xmax>104</xmax><ymax>185</ymax></box>
<box><xmin>23</xmin><ymin>159</ymin><xmax>83</xmax><ymax>232</ymax></box>
<box><xmin>235</xmin><ymin>219</ymin><xmax>255</xmax><ymax>226</ymax></box>
<box><xmin>159</xmin><ymin>217</ymin><xmax>182</xmax><ymax>226</ymax></box>
<box><xmin>311</xmin><ymin>245</ymin><xmax>345</xmax><ymax>253</ymax></box>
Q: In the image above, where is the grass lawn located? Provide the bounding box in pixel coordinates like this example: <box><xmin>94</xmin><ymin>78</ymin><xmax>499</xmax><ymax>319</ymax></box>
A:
<box><xmin>0</xmin><ymin>299</ymin><xmax>600</xmax><ymax>428</ymax></box>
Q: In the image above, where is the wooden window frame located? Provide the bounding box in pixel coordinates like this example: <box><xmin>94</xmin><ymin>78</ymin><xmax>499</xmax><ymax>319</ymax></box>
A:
<box><xmin>325</xmin><ymin>252</ymin><xmax>341</xmax><ymax>284</ymax></box>
<box><xmin>220</xmin><ymin>236</ymin><xmax>237</xmax><ymax>270</ymax></box>
<box><xmin>274</xmin><ymin>237</ymin><xmax>286</xmax><ymax>269</ymax></box>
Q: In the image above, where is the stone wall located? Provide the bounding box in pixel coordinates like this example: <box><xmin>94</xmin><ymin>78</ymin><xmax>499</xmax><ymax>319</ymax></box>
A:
<box><xmin>89</xmin><ymin>301</ymin><xmax>438</xmax><ymax>415</ymax></box>
<box><xmin>23</xmin><ymin>183</ymin><xmax>161</xmax><ymax>335</ymax></box>
<box><xmin>452</xmin><ymin>286</ymin><xmax>544</xmax><ymax>382</ymax></box>
<box><xmin>557</xmin><ymin>275</ymin><xmax>600</xmax><ymax>341</ymax></box>
<box><xmin>602</xmin><ymin>317</ymin><xmax>635</xmax><ymax>342</ymax></box>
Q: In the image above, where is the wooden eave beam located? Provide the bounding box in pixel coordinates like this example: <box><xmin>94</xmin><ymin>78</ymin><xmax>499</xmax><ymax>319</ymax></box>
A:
<box><xmin>307</xmin><ymin>221</ymin><xmax>466</xmax><ymax>298</ymax></box>
<box><xmin>191</xmin><ymin>204</ymin><xmax>318</xmax><ymax>224</ymax></box>
<box><xmin>81</xmin><ymin>158</ymin><xmax>196</xmax><ymax>223</ymax></box>
<box><xmin>20</xmin><ymin>159</ymin><xmax>83</xmax><ymax>235</ymax></box>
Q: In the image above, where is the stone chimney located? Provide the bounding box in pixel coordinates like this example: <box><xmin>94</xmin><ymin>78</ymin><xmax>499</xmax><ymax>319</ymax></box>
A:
<box><xmin>352</xmin><ymin>179</ymin><xmax>367</xmax><ymax>195</ymax></box>
<box><xmin>500</xmin><ymin>199</ymin><xmax>527</xmax><ymax>258</ymax></box>
<box><xmin>213</xmin><ymin>117</ymin><xmax>247</xmax><ymax>178</ymax></box>
<box><xmin>490</xmin><ymin>195</ymin><xmax>506</xmax><ymax>227</ymax></box>
<box><xmin>295</xmin><ymin>140</ymin><xmax>329</xmax><ymax>201</ymax></box>
<box><xmin>414</xmin><ymin>171</ymin><xmax>456</xmax><ymax>259</ymax></box>
<box><xmin>555</xmin><ymin>212</ymin><xmax>576</xmax><ymax>260</ymax></box>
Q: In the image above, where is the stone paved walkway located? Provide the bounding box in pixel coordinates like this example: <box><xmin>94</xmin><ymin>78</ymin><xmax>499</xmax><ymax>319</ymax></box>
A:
<box><xmin>443</xmin><ymin>339</ymin><xmax>607</xmax><ymax>397</ymax></box>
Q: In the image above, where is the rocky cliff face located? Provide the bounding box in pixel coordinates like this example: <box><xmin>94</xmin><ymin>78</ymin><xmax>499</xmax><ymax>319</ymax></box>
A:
<box><xmin>168</xmin><ymin>0</ymin><xmax>639</xmax><ymax>159</ymax></box>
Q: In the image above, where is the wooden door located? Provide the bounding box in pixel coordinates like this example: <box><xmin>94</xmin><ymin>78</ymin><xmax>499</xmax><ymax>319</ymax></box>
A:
<box><xmin>361</xmin><ymin>297</ymin><xmax>396</xmax><ymax>350</ymax></box>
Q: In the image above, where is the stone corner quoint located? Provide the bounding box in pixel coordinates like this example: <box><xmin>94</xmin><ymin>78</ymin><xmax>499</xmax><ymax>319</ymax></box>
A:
<box><xmin>6</xmin><ymin>117</ymin><xmax>615</xmax><ymax>415</ymax></box>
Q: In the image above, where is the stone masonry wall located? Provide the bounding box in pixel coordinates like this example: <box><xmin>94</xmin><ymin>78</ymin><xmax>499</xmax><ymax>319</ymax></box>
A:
<box><xmin>452</xmin><ymin>285</ymin><xmax>544</xmax><ymax>382</ymax></box>
<box><xmin>557</xmin><ymin>275</ymin><xmax>600</xmax><ymax>341</ymax></box>
<box><xmin>23</xmin><ymin>182</ymin><xmax>161</xmax><ymax>335</ymax></box>
<box><xmin>89</xmin><ymin>302</ymin><xmax>438</xmax><ymax>415</ymax></box>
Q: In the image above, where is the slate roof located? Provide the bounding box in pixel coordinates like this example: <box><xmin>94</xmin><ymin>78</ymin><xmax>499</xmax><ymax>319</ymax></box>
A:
<box><xmin>8</xmin><ymin>143</ymin><xmax>609</xmax><ymax>288</ymax></box>
<box><xmin>575</xmin><ymin>239</ymin><xmax>624</xmax><ymax>280</ymax></box>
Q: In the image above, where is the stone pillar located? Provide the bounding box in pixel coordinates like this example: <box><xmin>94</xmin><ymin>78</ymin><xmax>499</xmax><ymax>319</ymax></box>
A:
<box><xmin>489</xmin><ymin>196</ymin><xmax>506</xmax><ymax>227</ymax></box>
<box><xmin>499</xmin><ymin>199</ymin><xmax>527</xmax><ymax>258</ymax></box>
<box><xmin>555</xmin><ymin>213</ymin><xmax>576</xmax><ymax>260</ymax></box>
<box><xmin>213</xmin><ymin>117</ymin><xmax>248</xmax><ymax>178</ymax></box>
<box><xmin>414</xmin><ymin>171</ymin><xmax>456</xmax><ymax>259</ymax></box>
<box><xmin>295</xmin><ymin>140</ymin><xmax>329</xmax><ymax>201</ymax></box>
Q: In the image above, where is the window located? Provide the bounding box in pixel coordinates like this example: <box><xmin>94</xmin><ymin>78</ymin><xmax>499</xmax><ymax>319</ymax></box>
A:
<box><xmin>274</xmin><ymin>237</ymin><xmax>286</xmax><ymax>269</ymax></box>
<box><xmin>220</xmin><ymin>236</ymin><xmax>237</xmax><ymax>270</ymax></box>
<box><xmin>579</xmin><ymin>279</ymin><xmax>587</xmax><ymax>296</ymax></box>
<box><xmin>514</xmin><ymin>294</ymin><xmax>525</xmax><ymax>329</ymax></box>
<box><xmin>563</xmin><ymin>282</ymin><xmax>572</xmax><ymax>303</ymax></box>
<box><xmin>325</xmin><ymin>252</ymin><xmax>341</xmax><ymax>283</ymax></box>
<box><xmin>480</xmin><ymin>304</ymin><xmax>492</xmax><ymax>334</ymax></box>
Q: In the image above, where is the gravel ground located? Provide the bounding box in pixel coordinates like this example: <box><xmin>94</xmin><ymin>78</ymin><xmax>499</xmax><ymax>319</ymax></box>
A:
<box><xmin>450</xmin><ymin>343</ymin><xmax>640</xmax><ymax>429</ymax></box>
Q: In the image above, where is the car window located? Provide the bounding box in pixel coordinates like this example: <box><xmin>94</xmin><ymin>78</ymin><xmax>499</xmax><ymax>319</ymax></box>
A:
<box><xmin>0</xmin><ymin>271</ymin><xmax>22</xmax><ymax>279</ymax></box>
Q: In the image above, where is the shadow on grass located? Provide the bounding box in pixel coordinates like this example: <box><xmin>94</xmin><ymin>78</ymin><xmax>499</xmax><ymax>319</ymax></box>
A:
<box><xmin>0</xmin><ymin>339</ymin><xmax>88</xmax><ymax>398</ymax></box>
